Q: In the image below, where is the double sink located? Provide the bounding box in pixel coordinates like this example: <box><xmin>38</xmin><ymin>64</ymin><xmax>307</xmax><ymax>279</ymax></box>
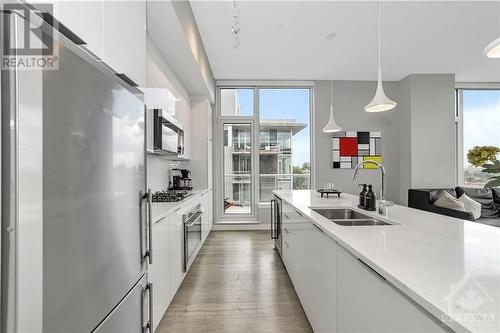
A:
<box><xmin>311</xmin><ymin>208</ymin><xmax>395</xmax><ymax>226</ymax></box>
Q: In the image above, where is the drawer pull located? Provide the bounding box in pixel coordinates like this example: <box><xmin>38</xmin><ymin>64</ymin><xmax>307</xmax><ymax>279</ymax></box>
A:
<box><xmin>358</xmin><ymin>258</ymin><xmax>386</xmax><ymax>281</ymax></box>
<box><xmin>284</xmin><ymin>228</ymin><xmax>289</xmax><ymax>234</ymax></box>
<box><xmin>284</xmin><ymin>241</ymin><xmax>290</xmax><ymax>248</ymax></box>
<box><xmin>284</xmin><ymin>214</ymin><xmax>290</xmax><ymax>220</ymax></box>
<box><xmin>296</xmin><ymin>210</ymin><xmax>303</xmax><ymax>217</ymax></box>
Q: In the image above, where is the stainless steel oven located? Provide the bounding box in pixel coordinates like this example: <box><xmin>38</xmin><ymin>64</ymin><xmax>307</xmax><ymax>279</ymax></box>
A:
<box><xmin>183</xmin><ymin>204</ymin><xmax>202</xmax><ymax>272</ymax></box>
<box><xmin>153</xmin><ymin>109</ymin><xmax>184</xmax><ymax>156</ymax></box>
<box><xmin>271</xmin><ymin>195</ymin><xmax>282</xmax><ymax>255</ymax></box>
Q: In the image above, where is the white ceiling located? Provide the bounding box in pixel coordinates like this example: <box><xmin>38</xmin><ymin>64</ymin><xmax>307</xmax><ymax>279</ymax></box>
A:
<box><xmin>190</xmin><ymin>1</ymin><xmax>500</xmax><ymax>82</ymax></box>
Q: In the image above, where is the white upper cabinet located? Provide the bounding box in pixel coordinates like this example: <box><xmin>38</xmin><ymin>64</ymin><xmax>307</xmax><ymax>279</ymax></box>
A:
<box><xmin>102</xmin><ymin>1</ymin><xmax>146</xmax><ymax>87</ymax></box>
<box><xmin>52</xmin><ymin>1</ymin><xmax>104</xmax><ymax>57</ymax></box>
<box><xmin>52</xmin><ymin>1</ymin><xmax>146</xmax><ymax>88</ymax></box>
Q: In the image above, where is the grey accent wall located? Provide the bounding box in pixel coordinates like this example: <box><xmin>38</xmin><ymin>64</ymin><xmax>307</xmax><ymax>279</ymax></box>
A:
<box><xmin>314</xmin><ymin>74</ymin><xmax>456</xmax><ymax>205</ymax></box>
<box><xmin>398</xmin><ymin>74</ymin><xmax>456</xmax><ymax>204</ymax></box>
<box><xmin>314</xmin><ymin>81</ymin><xmax>400</xmax><ymax>203</ymax></box>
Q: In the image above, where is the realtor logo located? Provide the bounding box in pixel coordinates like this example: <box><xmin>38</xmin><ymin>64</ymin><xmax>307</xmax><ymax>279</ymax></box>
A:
<box><xmin>441</xmin><ymin>274</ymin><xmax>496</xmax><ymax>329</ymax></box>
<box><xmin>1</xmin><ymin>3</ymin><xmax>58</xmax><ymax>69</ymax></box>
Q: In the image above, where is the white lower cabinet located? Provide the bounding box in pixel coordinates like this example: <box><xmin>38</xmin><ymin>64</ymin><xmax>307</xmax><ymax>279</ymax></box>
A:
<box><xmin>304</xmin><ymin>224</ymin><xmax>337</xmax><ymax>333</ymax></box>
<box><xmin>288</xmin><ymin>211</ymin><xmax>337</xmax><ymax>333</ymax></box>
<box><xmin>201</xmin><ymin>193</ymin><xmax>210</xmax><ymax>241</ymax></box>
<box><xmin>149</xmin><ymin>216</ymin><xmax>170</xmax><ymax>331</ymax></box>
<box><xmin>280</xmin><ymin>202</ymin><xmax>448</xmax><ymax>333</ymax></box>
<box><xmin>336</xmin><ymin>245</ymin><xmax>448</xmax><ymax>333</ymax></box>
<box><xmin>169</xmin><ymin>208</ymin><xmax>185</xmax><ymax>301</ymax></box>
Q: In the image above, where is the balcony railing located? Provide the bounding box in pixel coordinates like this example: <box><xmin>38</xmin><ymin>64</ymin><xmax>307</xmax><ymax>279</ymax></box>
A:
<box><xmin>224</xmin><ymin>173</ymin><xmax>311</xmax><ymax>207</ymax></box>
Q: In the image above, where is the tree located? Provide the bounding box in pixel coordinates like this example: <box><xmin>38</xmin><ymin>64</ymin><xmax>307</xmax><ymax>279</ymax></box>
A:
<box><xmin>481</xmin><ymin>161</ymin><xmax>500</xmax><ymax>188</ymax></box>
<box><xmin>467</xmin><ymin>146</ymin><xmax>500</xmax><ymax>167</ymax></box>
<box><xmin>301</xmin><ymin>162</ymin><xmax>310</xmax><ymax>171</ymax></box>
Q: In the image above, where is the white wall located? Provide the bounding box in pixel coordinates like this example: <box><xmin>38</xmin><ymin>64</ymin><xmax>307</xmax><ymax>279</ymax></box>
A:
<box><xmin>314</xmin><ymin>74</ymin><xmax>456</xmax><ymax>205</ymax></box>
<box><xmin>146</xmin><ymin>34</ymin><xmax>192</xmax><ymax>191</ymax></box>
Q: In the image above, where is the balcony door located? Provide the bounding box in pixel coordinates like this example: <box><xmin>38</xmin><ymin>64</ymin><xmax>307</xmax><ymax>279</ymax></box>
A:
<box><xmin>215</xmin><ymin>86</ymin><xmax>311</xmax><ymax>223</ymax></box>
<box><xmin>223</xmin><ymin>122</ymin><xmax>254</xmax><ymax>216</ymax></box>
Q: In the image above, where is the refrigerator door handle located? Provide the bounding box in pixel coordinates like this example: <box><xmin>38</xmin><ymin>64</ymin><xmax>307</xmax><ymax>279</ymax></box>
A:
<box><xmin>142</xmin><ymin>282</ymin><xmax>153</xmax><ymax>333</ymax></box>
<box><xmin>141</xmin><ymin>189</ymin><xmax>153</xmax><ymax>264</ymax></box>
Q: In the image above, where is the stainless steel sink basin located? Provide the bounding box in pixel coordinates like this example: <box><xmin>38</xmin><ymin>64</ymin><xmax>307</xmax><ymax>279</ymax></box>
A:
<box><xmin>312</xmin><ymin>208</ymin><xmax>372</xmax><ymax>220</ymax></box>
<box><xmin>332</xmin><ymin>219</ymin><xmax>391</xmax><ymax>226</ymax></box>
<box><xmin>311</xmin><ymin>208</ymin><xmax>393</xmax><ymax>226</ymax></box>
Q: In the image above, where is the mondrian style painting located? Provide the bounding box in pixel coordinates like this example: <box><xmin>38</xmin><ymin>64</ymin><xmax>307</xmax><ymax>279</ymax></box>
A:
<box><xmin>332</xmin><ymin>131</ymin><xmax>382</xmax><ymax>169</ymax></box>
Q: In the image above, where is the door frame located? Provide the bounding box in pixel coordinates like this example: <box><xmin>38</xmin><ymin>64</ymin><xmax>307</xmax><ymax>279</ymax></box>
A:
<box><xmin>214</xmin><ymin>82</ymin><xmax>314</xmax><ymax>224</ymax></box>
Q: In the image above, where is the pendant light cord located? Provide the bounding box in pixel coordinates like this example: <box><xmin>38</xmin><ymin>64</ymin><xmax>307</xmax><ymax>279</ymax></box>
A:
<box><xmin>330</xmin><ymin>36</ymin><xmax>333</xmax><ymax>107</ymax></box>
<box><xmin>378</xmin><ymin>0</ymin><xmax>381</xmax><ymax>71</ymax></box>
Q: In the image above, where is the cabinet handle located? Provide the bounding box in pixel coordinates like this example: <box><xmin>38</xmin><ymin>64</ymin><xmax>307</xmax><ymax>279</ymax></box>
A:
<box><xmin>284</xmin><ymin>228</ymin><xmax>289</xmax><ymax>234</ymax></box>
<box><xmin>142</xmin><ymin>282</ymin><xmax>153</xmax><ymax>333</ymax></box>
<box><xmin>284</xmin><ymin>214</ymin><xmax>290</xmax><ymax>220</ymax></box>
<box><xmin>312</xmin><ymin>224</ymin><xmax>325</xmax><ymax>234</ymax></box>
<box><xmin>116</xmin><ymin>73</ymin><xmax>138</xmax><ymax>87</ymax></box>
<box><xmin>357</xmin><ymin>259</ymin><xmax>385</xmax><ymax>281</ymax></box>
<box><xmin>296</xmin><ymin>210</ymin><xmax>303</xmax><ymax>217</ymax></box>
<box><xmin>284</xmin><ymin>241</ymin><xmax>290</xmax><ymax>248</ymax></box>
<box><xmin>270</xmin><ymin>199</ymin><xmax>277</xmax><ymax>239</ymax></box>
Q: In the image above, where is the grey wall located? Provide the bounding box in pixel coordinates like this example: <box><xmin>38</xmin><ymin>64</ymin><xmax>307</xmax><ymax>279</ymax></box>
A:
<box><xmin>314</xmin><ymin>80</ymin><xmax>400</xmax><ymax>203</ymax></box>
<box><xmin>314</xmin><ymin>74</ymin><xmax>456</xmax><ymax>205</ymax></box>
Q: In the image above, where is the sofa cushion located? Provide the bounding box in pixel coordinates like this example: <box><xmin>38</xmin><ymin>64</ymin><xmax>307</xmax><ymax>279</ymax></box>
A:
<box><xmin>456</xmin><ymin>187</ymin><xmax>499</xmax><ymax>218</ymax></box>
<box><xmin>493</xmin><ymin>188</ymin><xmax>500</xmax><ymax>208</ymax></box>
<box><xmin>476</xmin><ymin>218</ymin><xmax>500</xmax><ymax>228</ymax></box>
<box><xmin>428</xmin><ymin>189</ymin><xmax>457</xmax><ymax>203</ymax></box>
<box><xmin>458</xmin><ymin>194</ymin><xmax>482</xmax><ymax>220</ymax></box>
<box><xmin>434</xmin><ymin>191</ymin><xmax>466</xmax><ymax>212</ymax></box>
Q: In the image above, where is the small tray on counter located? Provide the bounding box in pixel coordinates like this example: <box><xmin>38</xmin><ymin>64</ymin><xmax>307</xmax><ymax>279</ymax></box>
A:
<box><xmin>317</xmin><ymin>189</ymin><xmax>342</xmax><ymax>198</ymax></box>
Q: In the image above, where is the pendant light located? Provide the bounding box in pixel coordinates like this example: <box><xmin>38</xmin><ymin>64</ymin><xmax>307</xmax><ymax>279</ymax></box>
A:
<box><xmin>484</xmin><ymin>37</ymin><xmax>500</xmax><ymax>58</ymax></box>
<box><xmin>323</xmin><ymin>33</ymin><xmax>342</xmax><ymax>133</ymax></box>
<box><xmin>365</xmin><ymin>1</ymin><xmax>397</xmax><ymax>112</ymax></box>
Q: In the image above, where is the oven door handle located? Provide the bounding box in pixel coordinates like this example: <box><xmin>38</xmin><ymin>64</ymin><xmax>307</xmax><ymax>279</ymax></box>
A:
<box><xmin>184</xmin><ymin>212</ymin><xmax>202</xmax><ymax>228</ymax></box>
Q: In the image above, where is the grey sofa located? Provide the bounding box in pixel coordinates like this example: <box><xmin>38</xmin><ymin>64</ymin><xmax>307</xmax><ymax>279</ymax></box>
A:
<box><xmin>408</xmin><ymin>187</ymin><xmax>500</xmax><ymax>228</ymax></box>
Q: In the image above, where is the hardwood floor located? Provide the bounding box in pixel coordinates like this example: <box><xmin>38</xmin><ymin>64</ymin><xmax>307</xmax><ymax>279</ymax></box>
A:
<box><xmin>156</xmin><ymin>231</ymin><xmax>313</xmax><ymax>333</ymax></box>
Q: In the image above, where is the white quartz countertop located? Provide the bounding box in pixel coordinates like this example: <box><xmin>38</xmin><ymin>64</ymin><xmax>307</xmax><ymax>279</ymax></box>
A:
<box><xmin>274</xmin><ymin>190</ymin><xmax>500</xmax><ymax>333</ymax></box>
<box><xmin>151</xmin><ymin>189</ymin><xmax>209</xmax><ymax>223</ymax></box>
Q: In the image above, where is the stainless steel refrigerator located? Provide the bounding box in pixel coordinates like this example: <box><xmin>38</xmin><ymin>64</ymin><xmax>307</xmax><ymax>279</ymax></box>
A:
<box><xmin>1</xmin><ymin>5</ymin><xmax>152</xmax><ymax>332</ymax></box>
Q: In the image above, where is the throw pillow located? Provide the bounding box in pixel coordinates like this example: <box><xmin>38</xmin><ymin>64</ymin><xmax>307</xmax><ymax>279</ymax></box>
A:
<box><xmin>456</xmin><ymin>187</ymin><xmax>499</xmax><ymax>218</ymax></box>
<box><xmin>457</xmin><ymin>194</ymin><xmax>482</xmax><ymax>220</ymax></box>
<box><xmin>434</xmin><ymin>191</ymin><xmax>466</xmax><ymax>212</ymax></box>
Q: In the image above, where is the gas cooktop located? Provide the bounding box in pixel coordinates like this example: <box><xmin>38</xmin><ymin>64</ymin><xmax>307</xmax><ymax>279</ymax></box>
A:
<box><xmin>151</xmin><ymin>190</ymin><xmax>193</xmax><ymax>203</ymax></box>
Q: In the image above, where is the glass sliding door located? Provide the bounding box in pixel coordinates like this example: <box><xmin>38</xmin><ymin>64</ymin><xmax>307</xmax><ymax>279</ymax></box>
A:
<box><xmin>223</xmin><ymin>123</ymin><xmax>253</xmax><ymax>215</ymax></box>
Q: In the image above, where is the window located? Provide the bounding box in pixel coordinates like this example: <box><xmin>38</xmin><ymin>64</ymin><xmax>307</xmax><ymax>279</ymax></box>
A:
<box><xmin>220</xmin><ymin>88</ymin><xmax>253</xmax><ymax>116</ymax></box>
<box><xmin>259</xmin><ymin>89</ymin><xmax>311</xmax><ymax>202</ymax></box>
<box><xmin>459</xmin><ymin>89</ymin><xmax>500</xmax><ymax>187</ymax></box>
<box><xmin>217</xmin><ymin>86</ymin><xmax>312</xmax><ymax>222</ymax></box>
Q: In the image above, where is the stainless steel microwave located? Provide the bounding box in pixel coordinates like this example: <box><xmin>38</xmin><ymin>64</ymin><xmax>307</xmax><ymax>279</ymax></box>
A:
<box><xmin>153</xmin><ymin>109</ymin><xmax>184</xmax><ymax>156</ymax></box>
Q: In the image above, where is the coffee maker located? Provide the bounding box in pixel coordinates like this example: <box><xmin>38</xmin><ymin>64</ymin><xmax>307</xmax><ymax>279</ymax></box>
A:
<box><xmin>180</xmin><ymin>169</ymin><xmax>192</xmax><ymax>190</ymax></box>
<box><xmin>169</xmin><ymin>168</ymin><xmax>182</xmax><ymax>190</ymax></box>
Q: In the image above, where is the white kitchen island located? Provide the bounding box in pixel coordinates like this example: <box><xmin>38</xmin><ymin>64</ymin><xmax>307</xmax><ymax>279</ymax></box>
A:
<box><xmin>273</xmin><ymin>190</ymin><xmax>500</xmax><ymax>333</ymax></box>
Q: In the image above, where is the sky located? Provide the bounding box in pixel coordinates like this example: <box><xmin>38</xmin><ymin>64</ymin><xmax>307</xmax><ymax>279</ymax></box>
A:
<box><xmin>463</xmin><ymin>90</ymin><xmax>500</xmax><ymax>166</ymax></box>
<box><xmin>237</xmin><ymin>89</ymin><xmax>310</xmax><ymax>167</ymax></box>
